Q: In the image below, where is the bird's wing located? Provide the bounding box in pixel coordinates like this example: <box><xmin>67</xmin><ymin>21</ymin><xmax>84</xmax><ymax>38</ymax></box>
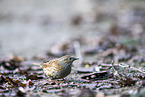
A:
<box><xmin>42</xmin><ymin>59</ymin><xmax>61</xmax><ymax>68</ymax></box>
<box><xmin>42</xmin><ymin>60</ymin><xmax>55</xmax><ymax>67</ymax></box>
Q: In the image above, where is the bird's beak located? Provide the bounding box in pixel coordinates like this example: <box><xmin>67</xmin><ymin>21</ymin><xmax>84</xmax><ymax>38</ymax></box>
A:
<box><xmin>74</xmin><ymin>58</ymin><xmax>79</xmax><ymax>60</ymax></box>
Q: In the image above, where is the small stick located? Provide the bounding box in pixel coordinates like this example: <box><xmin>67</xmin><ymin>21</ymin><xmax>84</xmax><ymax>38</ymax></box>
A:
<box><xmin>32</xmin><ymin>63</ymin><xmax>43</xmax><ymax>68</ymax></box>
<box><xmin>32</xmin><ymin>63</ymin><xmax>41</xmax><ymax>65</ymax></box>
<box><xmin>118</xmin><ymin>63</ymin><xmax>145</xmax><ymax>74</ymax></box>
<box><xmin>111</xmin><ymin>61</ymin><xmax>121</xmax><ymax>80</ymax></box>
<box><xmin>74</xmin><ymin>41</ymin><xmax>83</xmax><ymax>61</ymax></box>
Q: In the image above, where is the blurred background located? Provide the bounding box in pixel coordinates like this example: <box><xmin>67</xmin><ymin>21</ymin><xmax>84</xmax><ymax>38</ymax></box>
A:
<box><xmin>0</xmin><ymin>0</ymin><xmax>145</xmax><ymax>59</ymax></box>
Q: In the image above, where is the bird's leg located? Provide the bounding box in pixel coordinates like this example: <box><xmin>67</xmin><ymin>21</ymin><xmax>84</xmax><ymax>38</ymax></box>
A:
<box><xmin>62</xmin><ymin>78</ymin><xmax>66</xmax><ymax>81</ymax></box>
<box><xmin>48</xmin><ymin>77</ymin><xmax>52</xmax><ymax>81</ymax></box>
<box><xmin>62</xmin><ymin>78</ymin><xmax>69</xmax><ymax>83</ymax></box>
<box><xmin>44</xmin><ymin>74</ymin><xmax>52</xmax><ymax>82</ymax></box>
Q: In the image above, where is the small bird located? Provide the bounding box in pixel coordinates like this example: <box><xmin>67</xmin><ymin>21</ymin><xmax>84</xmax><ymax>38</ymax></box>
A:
<box><xmin>33</xmin><ymin>55</ymin><xmax>79</xmax><ymax>80</ymax></box>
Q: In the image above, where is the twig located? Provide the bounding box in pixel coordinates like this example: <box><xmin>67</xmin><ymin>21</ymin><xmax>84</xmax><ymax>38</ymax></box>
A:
<box><xmin>73</xmin><ymin>41</ymin><xmax>83</xmax><ymax>61</ymax></box>
<box><xmin>111</xmin><ymin>61</ymin><xmax>121</xmax><ymax>80</ymax></box>
<box><xmin>118</xmin><ymin>63</ymin><xmax>145</xmax><ymax>74</ymax></box>
<box><xmin>6</xmin><ymin>77</ymin><xmax>18</xmax><ymax>86</ymax></box>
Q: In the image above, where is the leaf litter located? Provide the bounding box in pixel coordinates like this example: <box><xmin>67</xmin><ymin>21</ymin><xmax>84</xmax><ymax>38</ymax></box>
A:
<box><xmin>0</xmin><ymin>35</ymin><xmax>145</xmax><ymax>97</ymax></box>
<box><xmin>0</xmin><ymin>3</ymin><xmax>145</xmax><ymax>97</ymax></box>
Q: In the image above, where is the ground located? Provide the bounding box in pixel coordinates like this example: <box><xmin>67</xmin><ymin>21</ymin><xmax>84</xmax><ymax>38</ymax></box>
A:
<box><xmin>0</xmin><ymin>0</ymin><xmax>145</xmax><ymax>97</ymax></box>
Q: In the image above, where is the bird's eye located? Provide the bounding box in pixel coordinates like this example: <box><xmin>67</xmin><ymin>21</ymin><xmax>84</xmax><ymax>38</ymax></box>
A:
<box><xmin>69</xmin><ymin>57</ymin><xmax>72</xmax><ymax>61</ymax></box>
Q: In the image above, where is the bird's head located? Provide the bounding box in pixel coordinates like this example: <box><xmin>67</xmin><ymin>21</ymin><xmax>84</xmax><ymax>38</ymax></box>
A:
<box><xmin>60</xmin><ymin>55</ymin><xmax>79</xmax><ymax>65</ymax></box>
